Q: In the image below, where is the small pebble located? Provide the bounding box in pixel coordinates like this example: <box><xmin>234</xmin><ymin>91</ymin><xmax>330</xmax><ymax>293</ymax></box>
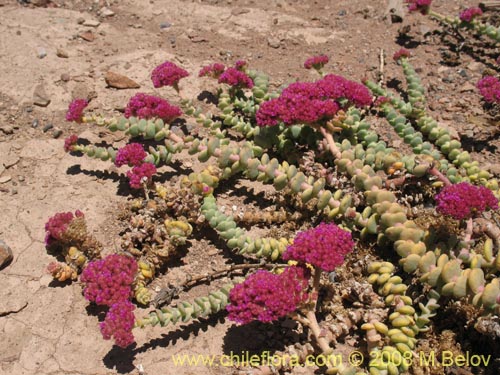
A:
<box><xmin>37</xmin><ymin>47</ymin><xmax>47</xmax><ymax>59</ymax></box>
<box><xmin>0</xmin><ymin>240</ymin><xmax>13</xmax><ymax>269</ymax></box>
<box><xmin>52</xmin><ymin>129</ymin><xmax>63</xmax><ymax>138</ymax></box>
<box><xmin>60</xmin><ymin>73</ymin><xmax>70</xmax><ymax>82</ymax></box>
<box><xmin>32</xmin><ymin>119</ymin><xmax>39</xmax><ymax>128</ymax></box>
<box><xmin>18</xmin><ymin>176</ymin><xmax>25</xmax><ymax>182</ymax></box>
<box><xmin>25</xmin><ymin>107</ymin><xmax>33</xmax><ymax>113</ymax></box>
<box><xmin>42</xmin><ymin>123</ymin><xmax>53</xmax><ymax>132</ymax></box>
<box><xmin>160</xmin><ymin>21</ymin><xmax>171</xmax><ymax>29</ymax></box>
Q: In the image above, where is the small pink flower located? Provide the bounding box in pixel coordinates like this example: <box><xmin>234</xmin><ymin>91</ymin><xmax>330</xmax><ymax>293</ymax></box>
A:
<box><xmin>66</xmin><ymin>99</ymin><xmax>88</xmax><ymax>122</ymax></box>
<box><xmin>304</xmin><ymin>55</ymin><xmax>329</xmax><ymax>70</ymax></box>
<box><xmin>45</xmin><ymin>210</ymin><xmax>84</xmax><ymax>246</ymax></box>
<box><xmin>125</xmin><ymin>93</ymin><xmax>182</xmax><ymax>122</ymax></box>
<box><xmin>126</xmin><ymin>162</ymin><xmax>157</xmax><ymax>189</ymax></box>
<box><xmin>477</xmin><ymin>76</ymin><xmax>500</xmax><ymax>104</ymax></box>
<box><xmin>218</xmin><ymin>68</ymin><xmax>254</xmax><ymax>89</ymax></box>
<box><xmin>283</xmin><ymin>223</ymin><xmax>354</xmax><ymax>272</ymax></box>
<box><xmin>435</xmin><ymin>182</ymin><xmax>498</xmax><ymax>220</ymax></box>
<box><xmin>64</xmin><ymin>135</ymin><xmax>79</xmax><ymax>152</ymax></box>
<box><xmin>393</xmin><ymin>48</ymin><xmax>411</xmax><ymax>61</ymax></box>
<box><xmin>407</xmin><ymin>0</ymin><xmax>432</xmax><ymax>15</ymax></box>
<box><xmin>100</xmin><ymin>300</ymin><xmax>136</xmax><ymax>348</ymax></box>
<box><xmin>114</xmin><ymin>143</ymin><xmax>146</xmax><ymax>167</ymax></box>
<box><xmin>459</xmin><ymin>7</ymin><xmax>483</xmax><ymax>22</ymax></box>
<box><xmin>199</xmin><ymin>63</ymin><xmax>226</xmax><ymax>78</ymax></box>
<box><xmin>234</xmin><ymin>60</ymin><xmax>247</xmax><ymax>71</ymax></box>
<box><xmin>151</xmin><ymin>61</ymin><xmax>189</xmax><ymax>89</ymax></box>
<box><xmin>81</xmin><ymin>254</ymin><xmax>137</xmax><ymax>306</ymax></box>
<box><xmin>226</xmin><ymin>266</ymin><xmax>310</xmax><ymax>324</ymax></box>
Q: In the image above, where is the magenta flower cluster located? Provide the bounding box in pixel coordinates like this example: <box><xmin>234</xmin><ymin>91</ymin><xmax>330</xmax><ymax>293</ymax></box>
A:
<box><xmin>114</xmin><ymin>143</ymin><xmax>147</xmax><ymax>167</ymax></box>
<box><xmin>218</xmin><ymin>67</ymin><xmax>254</xmax><ymax>89</ymax></box>
<box><xmin>199</xmin><ymin>63</ymin><xmax>226</xmax><ymax>78</ymax></box>
<box><xmin>81</xmin><ymin>254</ymin><xmax>137</xmax><ymax>306</ymax></box>
<box><xmin>124</xmin><ymin>93</ymin><xmax>182</xmax><ymax>123</ymax></box>
<box><xmin>234</xmin><ymin>60</ymin><xmax>247</xmax><ymax>71</ymax></box>
<box><xmin>100</xmin><ymin>300</ymin><xmax>136</xmax><ymax>348</ymax></box>
<box><xmin>44</xmin><ymin>210</ymin><xmax>84</xmax><ymax>246</ymax></box>
<box><xmin>435</xmin><ymin>182</ymin><xmax>498</xmax><ymax>220</ymax></box>
<box><xmin>477</xmin><ymin>76</ymin><xmax>500</xmax><ymax>104</ymax></box>
<box><xmin>283</xmin><ymin>223</ymin><xmax>354</xmax><ymax>272</ymax></box>
<box><xmin>304</xmin><ymin>55</ymin><xmax>329</xmax><ymax>70</ymax></box>
<box><xmin>126</xmin><ymin>162</ymin><xmax>157</xmax><ymax>189</ymax></box>
<box><xmin>393</xmin><ymin>48</ymin><xmax>411</xmax><ymax>61</ymax></box>
<box><xmin>64</xmin><ymin>135</ymin><xmax>79</xmax><ymax>152</ymax></box>
<box><xmin>256</xmin><ymin>75</ymin><xmax>371</xmax><ymax>127</ymax></box>
<box><xmin>151</xmin><ymin>61</ymin><xmax>189</xmax><ymax>89</ymax></box>
<box><xmin>81</xmin><ymin>254</ymin><xmax>137</xmax><ymax>348</ymax></box>
<box><xmin>407</xmin><ymin>0</ymin><xmax>432</xmax><ymax>15</ymax></box>
<box><xmin>66</xmin><ymin>99</ymin><xmax>88</xmax><ymax>122</ymax></box>
<box><xmin>226</xmin><ymin>266</ymin><xmax>310</xmax><ymax>324</ymax></box>
<box><xmin>459</xmin><ymin>7</ymin><xmax>483</xmax><ymax>22</ymax></box>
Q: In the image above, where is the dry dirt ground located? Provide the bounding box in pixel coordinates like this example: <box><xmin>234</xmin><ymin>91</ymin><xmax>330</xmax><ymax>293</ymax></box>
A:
<box><xmin>1</xmin><ymin>0</ymin><xmax>499</xmax><ymax>374</ymax></box>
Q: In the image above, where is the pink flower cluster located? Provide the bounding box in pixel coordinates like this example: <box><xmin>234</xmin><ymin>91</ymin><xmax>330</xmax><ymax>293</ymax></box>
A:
<box><xmin>126</xmin><ymin>162</ymin><xmax>157</xmax><ymax>189</ymax></box>
<box><xmin>459</xmin><ymin>7</ymin><xmax>483</xmax><ymax>22</ymax></box>
<box><xmin>199</xmin><ymin>63</ymin><xmax>226</xmax><ymax>78</ymax></box>
<box><xmin>66</xmin><ymin>99</ymin><xmax>88</xmax><ymax>122</ymax></box>
<box><xmin>407</xmin><ymin>0</ymin><xmax>432</xmax><ymax>15</ymax></box>
<box><xmin>114</xmin><ymin>143</ymin><xmax>147</xmax><ymax>167</ymax></box>
<box><xmin>81</xmin><ymin>254</ymin><xmax>137</xmax><ymax>306</ymax></box>
<box><xmin>304</xmin><ymin>55</ymin><xmax>329</xmax><ymax>70</ymax></box>
<box><xmin>100</xmin><ymin>300</ymin><xmax>136</xmax><ymax>348</ymax></box>
<box><xmin>435</xmin><ymin>182</ymin><xmax>498</xmax><ymax>220</ymax></box>
<box><xmin>374</xmin><ymin>96</ymin><xmax>391</xmax><ymax>106</ymax></box>
<box><xmin>256</xmin><ymin>75</ymin><xmax>371</xmax><ymax>127</ymax></box>
<box><xmin>234</xmin><ymin>60</ymin><xmax>247</xmax><ymax>71</ymax></box>
<box><xmin>393</xmin><ymin>48</ymin><xmax>411</xmax><ymax>61</ymax></box>
<box><xmin>82</xmin><ymin>254</ymin><xmax>138</xmax><ymax>348</ymax></box>
<box><xmin>124</xmin><ymin>93</ymin><xmax>182</xmax><ymax>123</ymax></box>
<box><xmin>283</xmin><ymin>223</ymin><xmax>354</xmax><ymax>272</ymax></box>
<box><xmin>218</xmin><ymin>67</ymin><xmax>254</xmax><ymax>89</ymax></box>
<box><xmin>44</xmin><ymin>210</ymin><xmax>84</xmax><ymax>246</ymax></box>
<box><xmin>151</xmin><ymin>61</ymin><xmax>189</xmax><ymax>89</ymax></box>
<box><xmin>477</xmin><ymin>76</ymin><xmax>500</xmax><ymax>104</ymax></box>
<box><xmin>226</xmin><ymin>266</ymin><xmax>310</xmax><ymax>324</ymax></box>
<box><xmin>64</xmin><ymin>135</ymin><xmax>79</xmax><ymax>152</ymax></box>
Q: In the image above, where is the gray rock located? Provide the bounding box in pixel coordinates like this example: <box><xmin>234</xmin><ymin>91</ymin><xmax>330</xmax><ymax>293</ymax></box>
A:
<box><xmin>83</xmin><ymin>19</ymin><xmax>100</xmax><ymax>27</ymax></box>
<box><xmin>42</xmin><ymin>123</ymin><xmax>53</xmax><ymax>132</ymax></box>
<box><xmin>100</xmin><ymin>7</ymin><xmax>115</xmax><ymax>17</ymax></box>
<box><xmin>36</xmin><ymin>47</ymin><xmax>47</xmax><ymax>59</ymax></box>
<box><xmin>33</xmin><ymin>84</ymin><xmax>51</xmax><ymax>107</ymax></box>
<box><xmin>52</xmin><ymin>129</ymin><xmax>62</xmax><ymax>138</ymax></box>
<box><xmin>0</xmin><ymin>240</ymin><xmax>13</xmax><ymax>269</ymax></box>
<box><xmin>160</xmin><ymin>21</ymin><xmax>171</xmax><ymax>29</ymax></box>
<box><xmin>267</xmin><ymin>37</ymin><xmax>280</xmax><ymax>48</ymax></box>
<box><xmin>31</xmin><ymin>119</ymin><xmax>39</xmax><ymax>128</ymax></box>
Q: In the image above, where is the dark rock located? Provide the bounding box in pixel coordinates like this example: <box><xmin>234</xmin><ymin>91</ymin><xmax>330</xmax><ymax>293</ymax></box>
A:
<box><xmin>160</xmin><ymin>21</ymin><xmax>171</xmax><ymax>29</ymax></box>
<box><xmin>52</xmin><ymin>129</ymin><xmax>62</xmax><ymax>138</ymax></box>
<box><xmin>0</xmin><ymin>240</ymin><xmax>13</xmax><ymax>270</ymax></box>
<box><xmin>42</xmin><ymin>123</ymin><xmax>53</xmax><ymax>132</ymax></box>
